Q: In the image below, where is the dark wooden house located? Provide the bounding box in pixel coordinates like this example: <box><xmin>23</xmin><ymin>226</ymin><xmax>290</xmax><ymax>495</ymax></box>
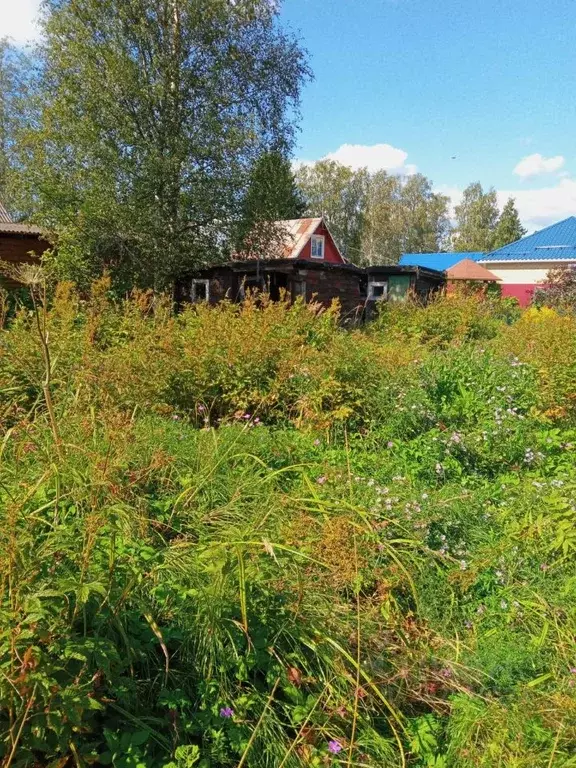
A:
<box><xmin>175</xmin><ymin>258</ymin><xmax>367</xmax><ymax>320</ymax></box>
<box><xmin>176</xmin><ymin>218</ymin><xmax>445</xmax><ymax>318</ymax></box>
<box><xmin>0</xmin><ymin>203</ymin><xmax>49</xmax><ymax>288</ymax></box>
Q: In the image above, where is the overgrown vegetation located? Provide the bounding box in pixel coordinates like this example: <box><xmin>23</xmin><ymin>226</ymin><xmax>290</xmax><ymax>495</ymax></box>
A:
<box><xmin>1</xmin><ymin>286</ymin><xmax>576</xmax><ymax>766</ymax></box>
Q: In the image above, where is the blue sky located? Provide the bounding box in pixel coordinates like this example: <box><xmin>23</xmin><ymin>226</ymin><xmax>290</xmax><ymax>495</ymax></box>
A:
<box><xmin>3</xmin><ymin>0</ymin><xmax>576</xmax><ymax>231</ymax></box>
<box><xmin>281</xmin><ymin>0</ymin><xmax>576</xmax><ymax>230</ymax></box>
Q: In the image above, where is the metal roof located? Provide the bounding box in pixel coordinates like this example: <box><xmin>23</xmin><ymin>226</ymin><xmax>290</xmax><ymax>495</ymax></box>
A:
<box><xmin>233</xmin><ymin>217</ymin><xmax>345</xmax><ymax>262</ymax></box>
<box><xmin>0</xmin><ymin>201</ymin><xmax>13</xmax><ymax>224</ymax></box>
<box><xmin>277</xmin><ymin>218</ymin><xmax>323</xmax><ymax>258</ymax></box>
<box><xmin>481</xmin><ymin>216</ymin><xmax>576</xmax><ymax>263</ymax></box>
<box><xmin>399</xmin><ymin>252</ymin><xmax>484</xmax><ymax>271</ymax></box>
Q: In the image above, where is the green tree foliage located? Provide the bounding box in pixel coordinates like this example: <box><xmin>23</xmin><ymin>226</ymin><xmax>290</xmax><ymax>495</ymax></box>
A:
<box><xmin>12</xmin><ymin>0</ymin><xmax>310</xmax><ymax>290</ymax></box>
<box><xmin>361</xmin><ymin>170</ymin><xmax>402</xmax><ymax>265</ymax></box>
<box><xmin>235</xmin><ymin>150</ymin><xmax>305</xmax><ymax>254</ymax></box>
<box><xmin>399</xmin><ymin>173</ymin><xmax>451</xmax><ymax>255</ymax></box>
<box><xmin>493</xmin><ymin>197</ymin><xmax>526</xmax><ymax>250</ymax></box>
<box><xmin>0</xmin><ymin>39</ymin><xmax>30</xmax><ymax>205</ymax></box>
<box><xmin>296</xmin><ymin>159</ymin><xmax>369</xmax><ymax>260</ymax></box>
<box><xmin>297</xmin><ymin>163</ymin><xmax>450</xmax><ymax>265</ymax></box>
<box><xmin>454</xmin><ymin>182</ymin><xmax>500</xmax><ymax>253</ymax></box>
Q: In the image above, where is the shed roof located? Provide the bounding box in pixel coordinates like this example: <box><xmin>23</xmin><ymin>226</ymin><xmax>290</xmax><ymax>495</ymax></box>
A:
<box><xmin>399</xmin><ymin>252</ymin><xmax>484</xmax><ymax>271</ymax></box>
<box><xmin>481</xmin><ymin>216</ymin><xmax>576</xmax><ymax>263</ymax></box>
<box><xmin>0</xmin><ymin>201</ymin><xmax>45</xmax><ymax>235</ymax></box>
<box><xmin>367</xmin><ymin>264</ymin><xmax>445</xmax><ymax>281</ymax></box>
<box><xmin>0</xmin><ymin>222</ymin><xmax>45</xmax><ymax>236</ymax></box>
<box><xmin>446</xmin><ymin>258</ymin><xmax>500</xmax><ymax>281</ymax></box>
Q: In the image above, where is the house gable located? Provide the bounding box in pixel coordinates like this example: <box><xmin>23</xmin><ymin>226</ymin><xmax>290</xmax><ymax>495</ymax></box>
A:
<box><xmin>294</xmin><ymin>219</ymin><xmax>345</xmax><ymax>264</ymax></box>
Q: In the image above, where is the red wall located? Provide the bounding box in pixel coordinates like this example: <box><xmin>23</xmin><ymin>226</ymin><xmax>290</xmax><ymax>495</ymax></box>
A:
<box><xmin>501</xmin><ymin>284</ymin><xmax>535</xmax><ymax>307</ymax></box>
<box><xmin>298</xmin><ymin>222</ymin><xmax>345</xmax><ymax>264</ymax></box>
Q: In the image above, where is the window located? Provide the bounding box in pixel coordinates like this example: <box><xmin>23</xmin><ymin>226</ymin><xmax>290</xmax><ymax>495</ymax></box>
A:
<box><xmin>310</xmin><ymin>234</ymin><xmax>325</xmax><ymax>259</ymax></box>
<box><xmin>191</xmin><ymin>279</ymin><xmax>209</xmax><ymax>303</ymax></box>
<box><xmin>368</xmin><ymin>281</ymin><xmax>387</xmax><ymax>300</ymax></box>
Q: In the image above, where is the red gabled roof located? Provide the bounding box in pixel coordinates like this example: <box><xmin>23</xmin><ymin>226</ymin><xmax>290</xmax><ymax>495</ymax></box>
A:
<box><xmin>276</xmin><ymin>218</ymin><xmax>324</xmax><ymax>258</ymax></box>
<box><xmin>233</xmin><ymin>217</ymin><xmax>345</xmax><ymax>263</ymax></box>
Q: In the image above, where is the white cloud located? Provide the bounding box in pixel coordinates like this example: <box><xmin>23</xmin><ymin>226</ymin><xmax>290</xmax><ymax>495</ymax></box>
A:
<box><xmin>513</xmin><ymin>153</ymin><xmax>565</xmax><ymax>179</ymax></box>
<box><xmin>0</xmin><ymin>0</ymin><xmax>42</xmax><ymax>44</ymax></box>
<box><xmin>497</xmin><ymin>178</ymin><xmax>576</xmax><ymax>232</ymax></box>
<box><xmin>298</xmin><ymin>143</ymin><xmax>416</xmax><ymax>175</ymax></box>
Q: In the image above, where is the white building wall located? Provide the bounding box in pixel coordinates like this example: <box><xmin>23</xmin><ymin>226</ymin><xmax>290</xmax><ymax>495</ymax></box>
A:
<box><xmin>481</xmin><ymin>261</ymin><xmax>574</xmax><ymax>286</ymax></box>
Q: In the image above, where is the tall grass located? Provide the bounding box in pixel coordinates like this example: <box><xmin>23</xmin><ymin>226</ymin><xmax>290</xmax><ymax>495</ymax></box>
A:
<box><xmin>1</xmin><ymin>284</ymin><xmax>575</xmax><ymax>766</ymax></box>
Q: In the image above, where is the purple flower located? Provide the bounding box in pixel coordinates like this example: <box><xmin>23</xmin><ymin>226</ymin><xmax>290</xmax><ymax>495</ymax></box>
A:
<box><xmin>243</xmin><ymin>414</ymin><xmax>251</xmax><ymax>420</ymax></box>
<box><xmin>316</xmin><ymin>476</ymin><xmax>327</xmax><ymax>485</ymax></box>
<box><xmin>328</xmin><ymin>740</ymin><xmax>343</xmax><ymax>754</ymax></box>
<box><xmin>219</xmin><ymin>706</ymin><xmax>234</xmax><ymax>718</ymax></box>
<box><xmin>570</xmin><ymin>667</ymin><xmax>576</xmax><ymax>674</ymax></box>
<box><xmin>387</xmin><ymin>441</ymin><xmax>394</xmax><ymax>448</ymax></box>
<box><xmin>198</xmin><ymin>404</ymin><xmax>206</xmax><ymax>412</ymax></box>
<box><xmin>440</xmin><ymin>667</ymin><xmax>452</xmax><ymax>678</ymax></box>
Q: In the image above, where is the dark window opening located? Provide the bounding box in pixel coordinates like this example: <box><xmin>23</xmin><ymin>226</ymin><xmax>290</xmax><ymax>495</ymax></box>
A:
<box><xmin>191</xmin><ymin>279</ymin><xmax>209</xmax><ymax>303</ymax></box>
<box><xmin>270</xmin><ymin>272</ymin><xmax>288</xmax><ymax>301</ymax></box>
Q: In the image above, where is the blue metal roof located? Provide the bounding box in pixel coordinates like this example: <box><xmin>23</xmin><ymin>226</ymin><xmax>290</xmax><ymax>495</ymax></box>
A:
<box><xmin>481</xmin><ymin>216</ymin><xmax>576</xmax><ymax>262</ymax></box>
<box><xmin>399</xmin><ymin>252</ymin><xmax>483</xmax><ymax>271</ymax></box>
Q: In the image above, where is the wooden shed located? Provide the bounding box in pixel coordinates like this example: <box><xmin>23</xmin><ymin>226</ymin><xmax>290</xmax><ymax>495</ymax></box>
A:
<box><xmin>365</xmin><ymin>264</ymin><xmax>446</xmax><ymax>305</ymax></box>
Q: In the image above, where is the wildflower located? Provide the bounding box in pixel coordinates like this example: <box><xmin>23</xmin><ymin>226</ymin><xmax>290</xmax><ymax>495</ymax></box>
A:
<box><xmin>317</xmin><ymin>476</ymin><xmax>327</xmax><ymax>485</ymax></box>
<box><xmin>422</xmin><ymin>493</ymin><xmax>428</xmax><ymax>499</ymax></box>
<box><xmin>243</xmin><ymin>413</ymin><xmax>251</xmax><ymax>420</ymax></box>
<box><xmin>440</xmin><ymin>667</ymin><xmax>452</xmax><ymax>678</ymax></box>
<box><xmin>172</xmin><ymin>414</ymin><xmax>180</xmax><ymax>421</ymax></box>
<box><xmin>459</xmin><ymin>560</ymin><xmax>468</xmax><ymax>571</ymax></box>
<box><xmin>313</xmin><ymin>439</ymin><xmax>321</xmax><ymax>447</ymax></box>
<box><xmin>464</xmin><ymin>620</ymin><xmax>473</xmax><ymax>629</ymax></box>
<box><xmin>435</xmin><ymin>463</ymin><xmax>443</xmax><ymax>474</ymax></box>
<box><xmin>219</xmin><ymin>707</ymin><xmax>234</xmax><ymax>718</ymax></box>
<box><xmin>500</xmin><ymin>599</ymin><xmax>508</xmax><ymax>610</ymax></box>
<box><xmin>328</xmin><ymin>740</ymin><xmax>343</xmax><ymax>754</ymax></box>
<box><xmin>570</xmin><ymin>667</ymin><xmax>576</xmax><ymax>674</ymax></box>
<box><xmin>198</xmin><ymin>404</ymin><xmax>206</xmax><ymax>412</ymax></box>
<box><xmin>387</xmin><ymin>441</ymin><xmax>394</xmax><ymax>448</ymax></box>
<box><xmin>539</xmin><ymin>563</ymin><xmax>549</xmax><ymax>572</ymax></box>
